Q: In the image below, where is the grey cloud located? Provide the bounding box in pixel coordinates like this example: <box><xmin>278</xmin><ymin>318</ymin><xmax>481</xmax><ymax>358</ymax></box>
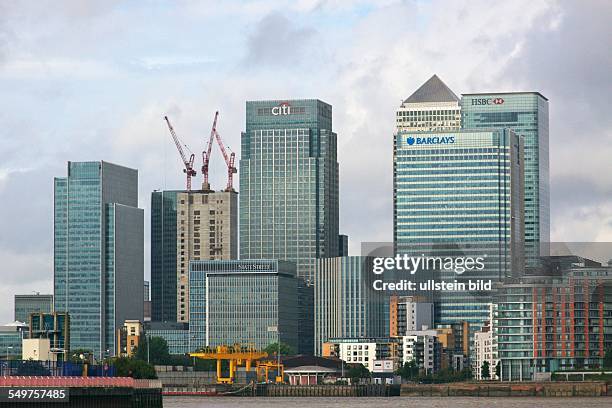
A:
<box><xmin>244</xmin><ymin>12</ymin><xmax>316</xmax><ymax>66</ymax></box>
<box><xmin>502</xmin><ymin>1</ymin><xmax>612</xmax><ymax>241</ymax></box>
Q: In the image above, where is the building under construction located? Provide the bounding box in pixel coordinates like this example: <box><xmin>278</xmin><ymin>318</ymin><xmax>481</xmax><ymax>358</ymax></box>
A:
<box><xmin>151</xmin><ymin>112</ymin><xmax>238</xmax><ymax>323</ymax></box>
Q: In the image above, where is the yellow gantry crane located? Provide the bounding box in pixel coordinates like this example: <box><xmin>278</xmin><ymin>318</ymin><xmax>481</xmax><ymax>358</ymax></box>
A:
<box><xmin>189</xmin><ymin>344</ymin><xmax>271</xmax><ymax>384</ymax></box>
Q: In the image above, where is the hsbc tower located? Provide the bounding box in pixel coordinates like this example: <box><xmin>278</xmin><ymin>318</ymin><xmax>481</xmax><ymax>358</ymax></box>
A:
<box><xmin>461</xmin><ymin>92</ymin><xmax>550</xmax><ymax>267</ymax></box>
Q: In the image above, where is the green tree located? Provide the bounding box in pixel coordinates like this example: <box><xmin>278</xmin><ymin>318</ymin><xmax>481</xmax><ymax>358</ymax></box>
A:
<box><xmin>113</xmin><ymin>357</ymin><xmax>157</xmax><ymax>379</ymax></box>
<box><xmin>133</xmin><ymin>336</ymin><xmax>171</xmax><ymax>365</ymax></box>
<box><xmin>68</xmin><ymin>349</ymin><xmax>93</xmax><ymax>363</ymax></box>
<box><xmin>604</xmin><ymin>348</ymin><xmax>612</xmax><ymax>369</ymax></box>
<box><xmin>481</xmin><ymin>361</ymin><xmax>490</xmax><ymax>379</ymax></box>
<box><xmin>495</xmin><ymin>362</ymin><xmax>501</xmax><ymax>379</ymax></box>
<box><xmin>347</xmin><ymin>363</ymin><xmax>370</xmax><ymax>383</ymax></box>
<box><xmin>396</xmin><ymin>360</ymin><xmax>419</xmax><ymax>380</ymax></box>
<box><xmin>263</xmin><ymin>342</ymin><xmax>294</xmax><ymax>357</ymax></box>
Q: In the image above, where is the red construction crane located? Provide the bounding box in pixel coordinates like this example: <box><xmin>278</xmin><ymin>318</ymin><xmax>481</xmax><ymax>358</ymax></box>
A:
<box><xmin>202</xmin><ymin>111</ymin><xmax>237</xmax><ymax>192</ymax></box>
<box><xmin>164</xmin><ymin>115</ymin><xmax>197</xmax><ymax>191</ymax></box>
<box><xmin>201</xmin><ymin>111</ymin><xmax>218</xmax><ymax>192</ymax></box>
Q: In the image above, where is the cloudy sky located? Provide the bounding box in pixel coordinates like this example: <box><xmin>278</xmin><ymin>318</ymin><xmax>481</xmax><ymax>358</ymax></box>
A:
<box><xmin>0</xmin><ymin>0</ymin><xmax>611</xmax><ymax>323</ymax></box>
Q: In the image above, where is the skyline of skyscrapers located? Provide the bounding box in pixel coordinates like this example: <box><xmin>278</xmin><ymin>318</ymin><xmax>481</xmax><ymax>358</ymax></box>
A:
<box><xmin>36</xmin><ymin>76</ymin><xmax>593</xmax><ymax>384</ymax></box>
<box><xmin>53</xmin><ymin>161</ymin><xmax>144</xmax><ymax>358</ymax></box>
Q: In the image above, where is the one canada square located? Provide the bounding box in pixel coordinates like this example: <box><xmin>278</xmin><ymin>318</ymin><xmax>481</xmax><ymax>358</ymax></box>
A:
<box><xmin>240</xmin><ymin>100</ymin><xmax>340</xmax><ymax>282</ymax></box>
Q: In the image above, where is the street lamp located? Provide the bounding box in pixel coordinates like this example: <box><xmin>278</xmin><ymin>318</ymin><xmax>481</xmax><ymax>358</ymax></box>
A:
<box><xmin>267</xmin><ymin>326</ymin><xmax>281</xmax><ymax>382</ymax></box>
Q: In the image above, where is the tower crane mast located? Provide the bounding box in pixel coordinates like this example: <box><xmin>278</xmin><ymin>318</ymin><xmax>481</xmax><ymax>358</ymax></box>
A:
<box><xmin>201</xmin><ymin>112</ymin><xmax>218</xmax><ymax>191</ymax></box>
<box><xmin>202</xmin><ymin>111</ymin><xmax>237</xmax><ymax>192</ymax></box>
<box><xmin>164</xmin><ymin>116</ymin><xmax>197</xmax><ymax>191</ymax></box>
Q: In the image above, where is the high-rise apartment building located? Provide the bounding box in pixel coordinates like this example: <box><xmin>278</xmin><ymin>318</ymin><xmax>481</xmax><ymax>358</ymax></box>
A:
<box><xmin>495</xmin><ymin>257</ymin><xmax>612</xmax><ymax>381</ymax></box>
<box><xmin>461</xmin><ymin>92</ymin><xmax>549</xmax><ymax>265</ymax></box>
<box><xmin>151</xmin><ymin>190</ymin><xmax>237</xmax><ymax>323</ymax></box>
<box><xmin>395</xmin><ymin>74</ymin><xmax>461</xmax><ymax>133</ymax></box>
<box><xmin>14</xmin><ymin>294</ymin><xmax>53</xmax><ymax>323</ymax></box>
<box><xmin>240</xmin><ymin>99</ymin><xmax>339</xmax><ymax>282</ymax></box>
<box><xmin>389</xmin><ymin>295</ymin><xmax>433</xmax><ymax>337</ymax></box>
<box><xmin>54</xmin><ymin>161</ymin><xmax>144</xmax><ymax>358</ymax></box>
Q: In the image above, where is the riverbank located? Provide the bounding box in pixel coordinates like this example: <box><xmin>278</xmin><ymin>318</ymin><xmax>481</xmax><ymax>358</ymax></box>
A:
<box><xmin>162</xmin><ymin>396</ymin><xmax>612</xmax><ymax>408</ymax></box>
<box><xmin>399</xmin><ymin>381</ymin><xmax>611</xmax><ymax>397</ymax></box>
<box><xmin>161</xmin><ymin>381</ymin><xmax>612</xmax><ymax>398</ymax></box>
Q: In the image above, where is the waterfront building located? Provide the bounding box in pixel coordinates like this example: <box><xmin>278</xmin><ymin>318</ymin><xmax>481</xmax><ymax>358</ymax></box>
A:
<box><xmin>393</xmin><ymin>129</ymin><xmax>525</xmax><ymax>329</ymax></box>
<box><xmin>314</xmin><ymin>257</ymin><xmax>386</xmax><ymax>355</ymax></box>
<box><xmin>54</xmin><ymin>161</ymin><xmax>144</xmax><ymax>359</ymax></box>
<box><xmin>473</xmin><ymin>321</ymin><xmax>498</xmax><ymax>380</ymax></box>
<box><xmin>29</xmin><ymin>312</ymin><xmax>70</xmax><ymax>360</ymax></box>
<box><xmin>389</xmin><ymin>295</ymin><xmax>433</xmax><ymax>337</ymax></box>
<box><xmin>144</xmin><ymin>322</ymin><xmax>190</xmax><ymax>355</ymax></box>
<box><xmin>240</xmin><ymin>99</ymin><xmax>339</xmax><ymax>282</ymax></box>
<box><xmin>396</xmin><ymin>74</ymin><xmax>461</xmax><ymax>133</ymax></box>
<box><xmin>495</xmin><ymin>257</ymin><xmax>612</xmax><ymax>380</ymax></box>
<box><xmin>461</xmin><ymin>92</ymin><xmax>549</xmax><ymax>265</ymax></box>
<box><xmin>402</xmin><ymin>328</ymin><xmax>441</xmax><ymax>374</ymax></box>
<box><xmin>323</xmin><ymin>337</ymin><xmax>402</xmax><ymax>372</ymax></box>
<box><xmin>14</xmin><ymin>294</ymin><xmax>53</xmax><ymax>323</ymax></box>
<box><xmin>151</xmin><ymin>190</ymin><xmax>237</xmax><ymax>323</ymax></box>
<box><xmin>189</xmin><ymin>259</ymin><xmax>299</xmax><ymax>352</ymax></box>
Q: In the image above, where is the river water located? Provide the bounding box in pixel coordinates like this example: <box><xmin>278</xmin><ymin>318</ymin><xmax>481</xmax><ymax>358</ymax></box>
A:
<box><xmin>163</xmin><ymin>396</ymin><xmax>610</xmax><ymax>407</ymax></box>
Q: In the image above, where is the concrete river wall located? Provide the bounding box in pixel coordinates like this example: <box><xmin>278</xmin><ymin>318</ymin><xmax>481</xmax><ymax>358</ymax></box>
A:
<box><xmin>399</xmin><ymin>381</ymin><xmax>611</xmax><ymax>397</ymax></box>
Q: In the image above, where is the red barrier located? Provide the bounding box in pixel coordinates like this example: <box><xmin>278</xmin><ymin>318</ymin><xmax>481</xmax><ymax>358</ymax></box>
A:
<box><xmin>0</xmin><ymin>376</ymin><xmax>137</xmax><ymax>388</ymax></box>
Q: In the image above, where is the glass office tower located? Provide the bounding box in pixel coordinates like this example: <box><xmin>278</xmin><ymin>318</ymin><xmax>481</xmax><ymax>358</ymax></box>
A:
<box><xmin>54</xmin><ymin>161</ymin><xmax>144</xmax><ymax>358</ymax></box>
<box><xmin>314</xmin><ymin>256</ymin><xmax>386</xmax><ymax>355</ymax></box>
<box><xmin>240</xmin><ymin>100</ymin><xmax>339</xmax><ymax>282</ymax></box>
<box><xmin>461</xmin><ymin>93</ymin><xmax>549</xmax><ymax>265</ymax></box>
<box><xmin>14</xmin><ymin>294</ymin><xmax>53</xmax><ymax>323</ymax></box>
<box><xmin>189</xmin><ymin>259</ymin><xmax>299</xmax><ymax>352</ymax></box>
<box><xmin>393</xmin><ymin>130</ymin><xmax>524</xmax><ymax>328</ymax></box>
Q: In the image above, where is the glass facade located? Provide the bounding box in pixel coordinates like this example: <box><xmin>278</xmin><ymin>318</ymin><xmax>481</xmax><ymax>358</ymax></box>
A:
<box><xmin>393</xmin><ymin>130</ymin><xmax>524</xmax><ymax>330</ymax></box>
<box><xmin>461</xmin><ymin>93</ymin><xmax>549</xmax><ymax>265</ymax></box>
<box><xmin>146</xmin><ymin>322</ymin><xmax>190</xmax><ymax>355</ymax></box>
<box><xmin>54</xmin><ymin>161</ymin><xmax>143</xmax><ymax>358</ymax></box>
<box><xmin>151</xmin><ymin>191</ymin><xmax>178</xmax><ymax>322</ymax></box>
<box><xmin>14</xmin><ymin>294</ymin><xmax>53</xmax><ymax>323</ymax></box>
<box><xmin>189</xmin><ymin>259</ymin><xmax>299</xmax><ymax>352</ymax></box>
<box><xmin>314</xmin><ymin>257</ymin><xmax>386</xmax><ymax>355</ymax></box>
<box><xmin>240</xmin><ymin>100</ymin><xmax>339</xmax><ymax>282</ymax></box>
<box><xmin>0</xmin><ymin>331</ymin><xmax>23</xmax><ymax>359</ymax></box>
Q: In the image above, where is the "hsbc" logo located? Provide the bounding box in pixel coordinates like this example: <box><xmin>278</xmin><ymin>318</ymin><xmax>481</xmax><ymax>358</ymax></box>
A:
<box><xmin>471</xmin><ymin>97</ymin><xmax>504</xmax><ymax>106</ymax></box>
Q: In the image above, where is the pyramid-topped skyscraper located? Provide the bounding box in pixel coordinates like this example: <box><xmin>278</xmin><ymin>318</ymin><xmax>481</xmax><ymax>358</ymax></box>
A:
<box><xmin>396</xmin><ymin>74</ymin><xmax>461</xmax><ymax>132</ymax></box>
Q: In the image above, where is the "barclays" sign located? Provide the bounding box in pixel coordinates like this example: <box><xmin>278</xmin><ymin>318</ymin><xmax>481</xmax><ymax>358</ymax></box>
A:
<box><xmin>406</xmin><ymin>136</ymin><xmax>455</xmax><ymax>146</ymax></box>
